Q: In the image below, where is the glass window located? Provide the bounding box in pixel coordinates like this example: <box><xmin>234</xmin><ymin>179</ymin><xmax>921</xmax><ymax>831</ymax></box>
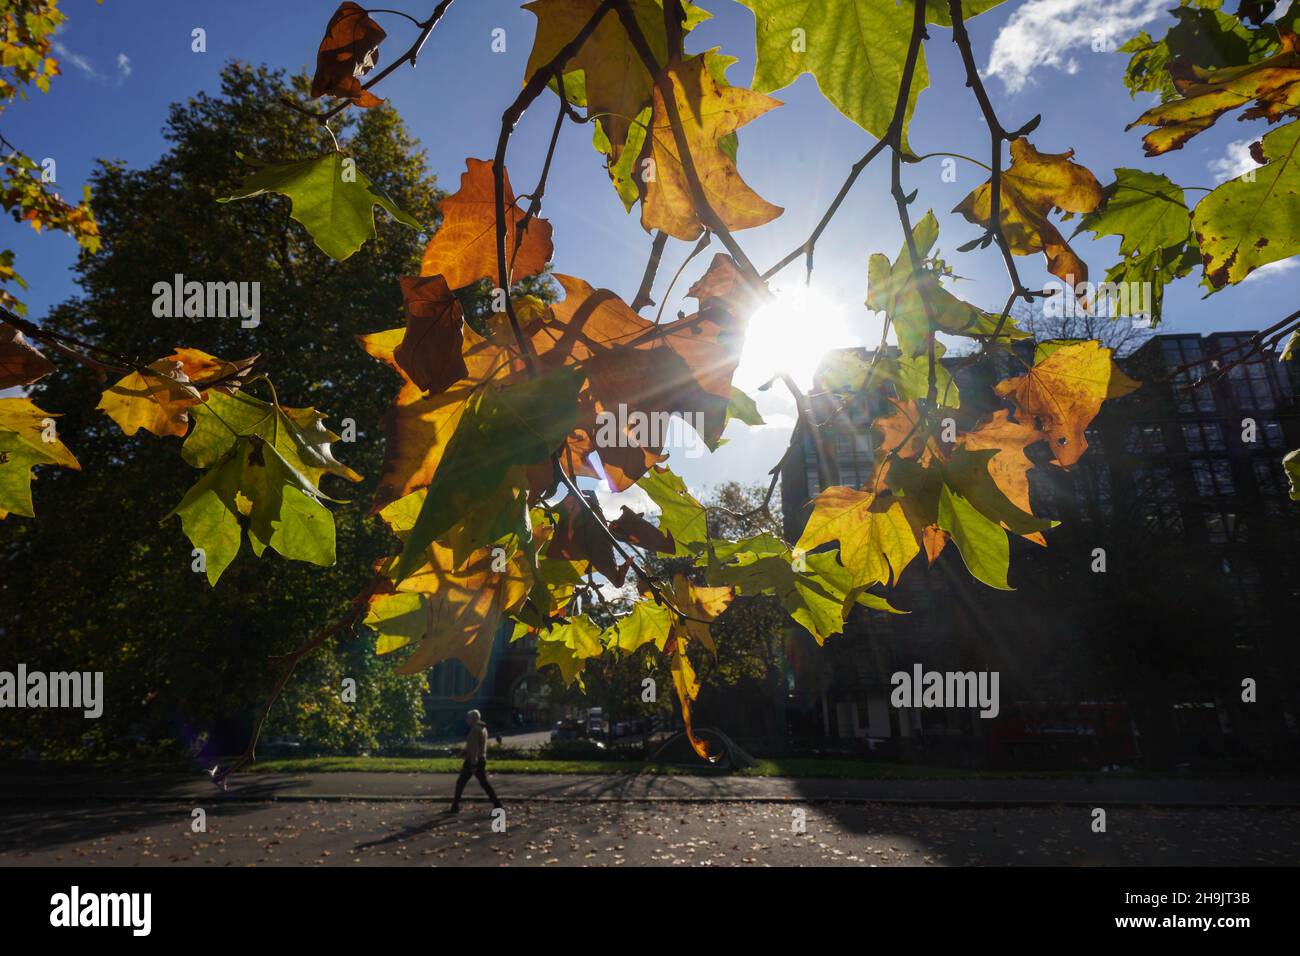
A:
<box><xmin>1125</xmin><ymin>424</ymin><xmax>1166</xmax><ymax>454</ymax></box>
<box><xmin>1191</xmin><ymin>458</ymin><xmax>1235</xmax><ymax>496</ymax></box>
<box><xmin>1254</xmin><ymin>459</ymin><xmax>1285</xmax><ymax>496</ymax></box>
<box><xmin>1182</xmin><ymin>422</ymin><xmax>1225</xmax><ymax>452</ymax></box>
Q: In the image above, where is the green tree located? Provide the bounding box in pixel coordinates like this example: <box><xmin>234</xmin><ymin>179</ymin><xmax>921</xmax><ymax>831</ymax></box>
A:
<box><xmin>0</xmin><ymin>62</ymin><xmax>449</xmax><ymax>759</ymax></box>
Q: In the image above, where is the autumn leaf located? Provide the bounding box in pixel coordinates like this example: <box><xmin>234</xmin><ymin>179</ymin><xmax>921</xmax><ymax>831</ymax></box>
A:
<box><xmin>954</xmin><ymin>138</ymin><xmax>1104</xmax><ymax>291</ymax></box>
<box><xmin>0</xmin><ymin>397</ymin><xmax>79</xmax><ymax>519</ymax></box>
<box><xmin>671</xmin><ymin>646</ymin><xmax>712</xmax><ymax>759</ymax></box>
<box><xmin>0</xmin><ymin>321</ymin><xmax>55</xmax><ymax>388</ymax></box>
<box><xmin>311</xmin><ymin>2</ymin><xmax>387</xmax><ymax>108</ymax></box>
<box><xmin>522</xmin><ymin>0</ymin><xmax>709</xmax><ymax>156</ymax></box>
<box><xmin>391</xmin><ymin>367</ymin><xmax>583</xmax><ymax>582</ymax></box>
<box><xmin>1191</xmin><ymin>119</ymin><xmax>1300</xmax><ymax>288</ymax></box>
<box><xmin>536</xmin><ymin>261</ymin><xmax>751</xmax><ymax>490</ymax></box>
<box><xmin>219</xmin><ymin>152</ymin><xmax>422</xmax><ymax>261</ymax></box>
<box><xmin>640</xmin><ymin>52</ymin><xmax>783</xmax><ymax>241</ymax></box>
<box><xmin>605</xmin><ymin>600</ymin><xmax>674</xmax><ymax>653</ymax></box>
<box><xmin>546</xmin><ymin>490</ymin><xmax>629</xmax><ymax>585</ymax></box>
<box><xmin>608</xmin><ymin>504</ymin><xmax>675</xmax><ymax>554</ymax></box>
<box><xmin>993</xmin><ymin>339</ymin><xmax>1137</xmax><ymax>468</ymax></box>
<box><xmin>358</xmin><ymin>323</ymin><xmax>512</xmax><ymax>512</ymax></box>
<box><xmin>795</xmin><ymin>487</ymin><xmax>919</xmax><ymax>589</ymax></box>
<box><xmin>366</xmin><ymin>541</ymin><xmax>533</xmax><ymax>686</ymax></box>
<box><xmin>1126</xmin><ymin>25</ymin><xmax>1300</xmax><ymax>156</ymax></box>
<box><xmin>97</xmin><ymin>348</ymin><xmax>256</xmax><ymax>439</ymax></box>
<box><xmin>662</xmin><ymin>571</ymin><xmax>733</xmax><ymax>656</ymax></box>
<box><xmin>957</xmin><ymin>409</ymin><xmax>1049</xmax><ymax>544</ymax></box>
<box><xmin>419</xmin><ymin>158</ymin><xmax>552</xmax><ymax>290</ymax></box>
<box><xmin>392</xmin><ymin>275</ymin><xmax>467</xmax><ymax>395</ymax></box>
<box><xmin>165</xmin><ymin>435</ymin><xmax>337</xmax><ymax>585</ymax></box>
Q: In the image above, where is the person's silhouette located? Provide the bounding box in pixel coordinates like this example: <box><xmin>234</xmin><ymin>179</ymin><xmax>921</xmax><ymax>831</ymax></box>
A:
<box><xmin>447</xmin><ymin>709</ymin><xmax>502</xmax><ymax>812</ymax></box>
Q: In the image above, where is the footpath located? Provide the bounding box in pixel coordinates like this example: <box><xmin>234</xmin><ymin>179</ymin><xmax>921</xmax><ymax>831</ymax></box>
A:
<box><xmin>2</xmin><ymin>769</ymin><xmax>1298</xmax><ymax>807</ymax></box>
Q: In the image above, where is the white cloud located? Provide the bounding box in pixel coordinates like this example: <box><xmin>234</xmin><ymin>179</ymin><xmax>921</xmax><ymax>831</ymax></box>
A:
<box><xmin>1243</xmin><ymin>259</ymin><xmax>1299</xmax><ymax>282</ymax></box>
<box><xmin>1208</xmin><ymin>138</ymin><xmax>1262</xmax><ymax>184</ymax></box>
<box><xmin>986</xmin><ymin>0</ymin><xmax>1167</xmax><ymax>93</ymax></box>
<box><xmin>50</xmin><ymin>41</ymin><xmax>132</xmax><ymax>85</ymax></box>
<box><xmin>593</xmin><ymin>481</ymin><xmax>657</xmax><ymax>521</ymax></box>
<box><xmin>52</xmin><ymin>41</ymin><xmax>103</xmax><ymax>81</ymax></box>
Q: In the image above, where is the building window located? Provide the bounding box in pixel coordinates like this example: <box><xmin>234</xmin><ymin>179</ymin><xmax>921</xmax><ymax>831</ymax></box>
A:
<box><xmin>1259</xmin><ymin>419</ymin><xmax>1286</xmax><ymax>449</ymax></box>
<box><xmin>1181</xmin><ymin>422</ymin><xmax>1225</xmax><ymax>452</ymax></box>
<box><xmin>1254</xmin><ymin>459</ymin><xmax>1286</xmax><ymax>496</ymax></box>
<box><xmin>1161</xmin><ymin>339</ymin><xmax>1216</xmax><ymax>413</ymax></box>
<box><xmin>1125</xmin><ymin>423</ymin><xmax>1166</xmax><ymax>454</ymax></box>
<box><xmin>1191</xmin><ymin>458</ymin><xmax>1235</xmax><ymax>497</ymax></box>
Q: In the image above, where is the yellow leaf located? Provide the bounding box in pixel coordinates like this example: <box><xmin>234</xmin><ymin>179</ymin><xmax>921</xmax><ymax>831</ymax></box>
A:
<box><xmin>641</xmin><ymin>52</ymin><xmax>783</xmax><ymax>240</ymax></box>
<box><xmin>795</xmin><ymin>487</ymin><xmax>919</xmax><ymax>588</ymax></box>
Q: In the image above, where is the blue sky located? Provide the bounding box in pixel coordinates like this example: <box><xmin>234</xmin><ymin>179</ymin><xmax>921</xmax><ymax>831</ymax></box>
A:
<box><xmin>7</xmin><ymin>0</ymin><xmax>1296</xmax><ymax>499</ymax></box>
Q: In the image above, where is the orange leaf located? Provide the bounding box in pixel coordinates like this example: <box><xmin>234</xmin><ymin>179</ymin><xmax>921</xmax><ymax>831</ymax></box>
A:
<box><xmin>0</xmin><ymin>322</ymin><xmax>56</xmax><ymax>389</ymax></box>
<box><xmin>310</xmin><ymin>2</ymin><xmax>387</xmax><ymax>108</ymax></box>
<box><xmin>419</xmin><ymin>158</ymin><xmax>553</xmax><ymax>290</ymax></box>
<box><xmin>393</xmin><ymin>275</ymin><xmax>467</xmax><ymax>396</ymax></box>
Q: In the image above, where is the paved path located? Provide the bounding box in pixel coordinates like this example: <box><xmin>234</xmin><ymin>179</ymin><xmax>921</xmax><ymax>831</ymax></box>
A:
<box><xmin>3</xmin><ymin>770</ymin><xmax>1298</xmax><ymax>807</ymax></box>
<box><xmin>2</xmin><ymin>799</ymin><xmax>1296</xmax><ymax>866</ymax></box>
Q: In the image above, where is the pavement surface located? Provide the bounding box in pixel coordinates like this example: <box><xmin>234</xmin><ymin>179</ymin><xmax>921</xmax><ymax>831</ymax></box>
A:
<box><xmin>2</xmin><ymin>799</ymin><xmax>1296</xmax><ymax>866</ymax></box>
<box><xmin>2</xmin><ymin>770</ymin><xmax>1299</xmax><ymax>807</ymax></box>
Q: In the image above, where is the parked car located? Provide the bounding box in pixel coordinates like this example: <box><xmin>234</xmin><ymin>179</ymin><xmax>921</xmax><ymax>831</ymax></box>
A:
<box><xmin>550</xmin><ymin>718</ymin><xmax>583</xmax><ymax>741</ymax></box>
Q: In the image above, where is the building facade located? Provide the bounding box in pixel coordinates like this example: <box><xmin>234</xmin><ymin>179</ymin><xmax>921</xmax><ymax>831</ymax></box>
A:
<box><xmin>779</xmin><ymin>332</ymin><xmax>1300</xmax><ymax>770</ymax></box>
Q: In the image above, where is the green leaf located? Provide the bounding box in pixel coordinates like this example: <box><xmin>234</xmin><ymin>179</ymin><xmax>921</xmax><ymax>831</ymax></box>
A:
<box><xmin>942</xmin><ymin>446</ymin><xmax>1057</xmax><ymax>536</ymax></box>
<box><xmin>636</xmin><ymin>465</ymin><xmax>707</xmax><ymax>555</ymax></box>
<box><xmin>937</xmin><ymin>481</ymin><xmax>1010</xmax><ymax>590</ymax></box>
<box><xmin>218</xmin><ymin>152</ymin><xmax>423</xmax><ymax>261</ymax></box>
<box><xmin>183</xmin><ymin>391</ymin><xmax>360</xmax><ymax>492</ymax></box>
<box><xmin>536</xmin><ymin>615</ymin><xmax>605</xmax><ymax>688</ymax></box>
<box><xmin>1284</xmin><ymin>447</ymin><xmax>1300</xmax><ymax>501</ymax></box>
<box><xmin>1192</xmin><ymin>119</ymin><xmax>1300</xmax><ymax>288</ymax></box>
<box><xmin>726</xmin><ymin>385</ymin><xmax>766</xmax><ymax>426</ymax></box>
<box><xmin>165</xmin><ymin>435</ymin><xmax>336</xmax><ymax>585</ymax></box>
<box><xmin>1075</xmin><ymin>168</ymin><xmax>1197</xmax><ymax>322</ymax></box>
<box><xmin>1120</xmin><ymin>5</ymin><xmax>1278</xmax><ymax>102</ymax></box>
<box><xmin>739</xmin><ymin>0</ymin><xmax>928</xmax><ymax>147</ymax></box>
<box><xmin>607</xmin><ymin>601</ymin><xmax>675</xmax><ymax>652</ymax></box>
<box><xmin>393</xmin><ymin>368</ymin><xmax>583</xmax><ymax>582</ymax></box>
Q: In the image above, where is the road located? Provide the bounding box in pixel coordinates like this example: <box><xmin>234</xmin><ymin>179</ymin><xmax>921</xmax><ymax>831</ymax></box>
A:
<box><xmin>2</xmin><ymin>800</ymin><xmax>1296</xmax><ymax>866</ymax></box>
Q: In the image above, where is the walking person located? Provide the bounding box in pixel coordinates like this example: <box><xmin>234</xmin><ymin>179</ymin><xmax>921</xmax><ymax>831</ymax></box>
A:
<box><xmin>448</xmin><ymin>709</ymin><xmax>502</xmax><ymax>812</ymax></box>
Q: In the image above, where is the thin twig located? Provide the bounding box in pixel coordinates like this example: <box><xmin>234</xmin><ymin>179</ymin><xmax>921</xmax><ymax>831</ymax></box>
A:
<box><xmin>632</xmin><ymin>230</ymin><xmax>670</xmax><ymax>310</ymax></box>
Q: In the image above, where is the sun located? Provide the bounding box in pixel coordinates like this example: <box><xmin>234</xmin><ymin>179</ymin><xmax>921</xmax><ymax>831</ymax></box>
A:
<box><xmin>736</xmin><ymin>283</ymin><xmax>855</xmax><ymax>391</ymax></box>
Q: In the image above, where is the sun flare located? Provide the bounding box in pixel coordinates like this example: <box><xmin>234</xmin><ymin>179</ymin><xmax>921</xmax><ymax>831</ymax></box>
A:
<box><xmin>736</xmin><ymin>283</ymin><xmax>856</xmax><ymax>391</ymax></box>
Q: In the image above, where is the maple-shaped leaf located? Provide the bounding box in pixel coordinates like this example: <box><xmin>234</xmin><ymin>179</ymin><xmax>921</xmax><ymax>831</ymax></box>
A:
<box><xmin>1191</xmin><ymin>119</ymin><xmax>1300</xmax><ymax>287</ymax></box>
<box><xmin>219</xmin><ymin>152</ymin><xmax>422</xmax><ymax>261</ymax></box>
<box><xmin>636</xmin><ymin>465</ymin><xmax>707</xmax><ymax>554</ymax></box>
<box><xmin>716</xmin><ymin>546</ymin><xmax>887</xmax><ymax>645</ymax></box>
<box><xmin>391</xmin><ymin>367</ymin><xmax>583</xmax><ymax>582</ymax></box>
<box><xmin>640</xmin><ymin>52</ymin><xmax>783</xmax><ymax>241</ymax></box>
<box><xmin>392</xmin><ymin>275</ymin><xmax>467</xmax><ymax>396</ymax></box>
<box><xmin>165</xmin><ymin>435</ymin><xmax>337</xmax><ymax>585</ymax></box>
<box><xmin>523</xmin><ymin>0</ymin><xmax>709</xmax><ymax>157</ymax></box>
<box><xmin>1126</xmin><ymin>25</ymin><xmax>1300</xmax><ymax>155</ymax></box>
<box><xmin>954</xmin><ymin>139</ymin><xmax>1104</xmax><ymax>291</ymax></box>
<box><xmin>419</xmin><ymin>158</ymin><xmax>552</xmax><ymax>290</ymax></box>
<box><xmin>605</xmin><ymin>601</ymin><xmax>674</xmax><ymax>653</ymax></box>
<box><xmin>366</xmin><ymin>541</ymin><xmax>533</xmax><ymax>686</ymax></box>
<box><xmin>739</xmin><ymin>0</ymin><xmax>926</xmax><ymax>147</ymax></box>
<box><xmin>993</xmin><ymin>340</ymin><xmax>1138</xmax><ymax>468</ymax></box>
<box><xmin>868</xmin><ymin>210</ymin><xmax>1028</xmax><ymax>358</ymax></box>
<box><xmin>182</xmin><ymin>390</ymin><xmax>361</xmax><ymax>491</ymax></box>
<box><xmin>539</xmin><ymin>260</ymin><xmax>752</xmax><ymax>490</ymax></box>
<box><xmin>359</xmin><ymin>323</ymin><xmax>513</xmax><ymax>512</ymax></box>
<box><xmin>795</xmin><ymin>487</ymin><xmax>919</xmax><ymax>589</ymax></box>
<box><xmin>957</xmin><ymin>409</ymin><xmax>1049</xmax><ymax>545</ymax></box>
<box><xmin>1074</xmin><ymin>168</ymin><xmax>1198</xmax><ymax>323</ymax></box>
<box><xmin>546</xmin><ymin>491</ymin><xmax>629</xmax><ymax>585</ymax></box>
<box><xmin>97</xmin><ymin>348</ymin><xmax>256</xmax><ymax>439</ymax></box>
<box><xmin>0</xmin><ymin>398</ymin><xmax>79</xmax><ymax>519</ymax></box>
<box><xmin>662</xmin><ymin>571</ymin><xmax>734</xmax><ymax>656</ymax></box>
<box><xmin>608</xmin><ymin>504</ymin><xmax>675</xmax><ymax>554</ymax></box>
<box><xmin>0</xmin><ymin>322</ymin><xmax>55</xmax><ymax>388</ymax></box>
<box><xmin>535</xmin><ymin>615</ymin><xmax>605</xmax><ymax>689</ymax></box>
<box><xmin>311</xmin><ymin>2</ymin><xmax>387</xmax><ymax>108</ymax></box>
